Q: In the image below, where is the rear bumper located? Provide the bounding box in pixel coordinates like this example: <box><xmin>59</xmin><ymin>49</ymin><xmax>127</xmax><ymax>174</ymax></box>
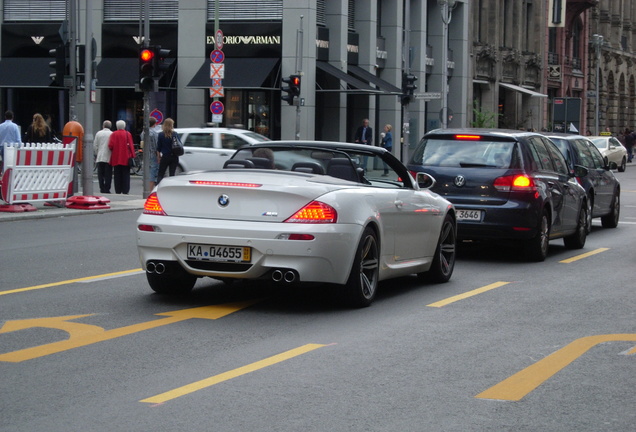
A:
<box><xmin>136</xmin><ymin>214</ymin><xmax>363</xmax><ymax>284</ymax></box>
<box><xmin>454</xmin><ymin>200</ymin><xmax>541</xmax><ymax>241</ymax></box>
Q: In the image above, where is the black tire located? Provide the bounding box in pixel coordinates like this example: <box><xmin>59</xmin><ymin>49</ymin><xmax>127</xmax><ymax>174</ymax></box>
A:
<box><xmin>146</xmin><ymin>267</ymin><xmax>197</xmax><ymax>295</ymax></box>
<box><xmin>343</xmin><ymin>227</ymin><xmax>379</xmax><ymax>308</ymax></box>
<box><xmin>601</xmin><ymin>191</ymin><xmax>620</xmax><ymax>228</ymax></box>
<box><xmin>618</xmin><ymin>156</ymin><xmax>626</xmax><ymax>172</ymax></box>
<box><xmin>418</xmin><ymin>213</ymin><xmax>456</xmax><ymax>283</ymax></box>
<box><xmin>524</xmin><ymin>210</ymin><xmax>550</xmax><ymax>262</ymax></box>
<box><xmin>584</xmin><ymin>194</ymin><xmax>593</xmax><ymax>234</ymax></box>
<box><xmin>563</xmin><ymin>202</ymin><xmax>588</xmax><ymax>249</ymax></box>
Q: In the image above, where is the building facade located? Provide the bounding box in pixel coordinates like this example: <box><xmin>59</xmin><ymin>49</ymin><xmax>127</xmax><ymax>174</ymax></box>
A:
<box><xmin>0</xmin><ymin>0</ymin><xmax>471</xmax><ymax>163</ymax></box>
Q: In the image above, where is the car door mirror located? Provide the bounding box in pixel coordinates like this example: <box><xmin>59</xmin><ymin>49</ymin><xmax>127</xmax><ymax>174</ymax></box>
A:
<box><xmin>416</xmin><ymin>172</ymin><xmax>436</xmax><ymax>189</ymax></box>
<box><xmin>572</xmin><ymin>165</ymin><xmax>589</xmax><ymax>178</ymax></box>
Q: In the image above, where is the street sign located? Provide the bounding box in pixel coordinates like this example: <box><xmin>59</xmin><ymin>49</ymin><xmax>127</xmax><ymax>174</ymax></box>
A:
<box><xmin>150</xmin><ymin>109</ymin><xmax>163</xmax><ymax>124</ymax></box>
<box><xmin>210</xmin><ymin>49</ymin><xmax>225</xmax><ymax>63</ymax></box>
<box><xmin>215</xmin><ymin>29</ymin><xmax>224</xmax><ymax>49</ymax></box>
<box><xmin>210</xmin><ymin>63</ymin><xmax>225</xmax><ymax>79</ymax></box>
<box><xmin>212</xmin><ymin>114</ymin><xmax>223</xmax><ymax>123</ymax></box>
<box><xmin>209</xmin><ymin>87</ymin><xmax>224</xmax><ymax>97</ymax></box>
<box><xmin>414</xmin><ymin>92</ymin><xmax>441</xmax><ymax>100</ymax></box>
<box><xmin>210</xmin><ymin>101</ymin><xmax>224</xmax><ymax>114</ymax></box>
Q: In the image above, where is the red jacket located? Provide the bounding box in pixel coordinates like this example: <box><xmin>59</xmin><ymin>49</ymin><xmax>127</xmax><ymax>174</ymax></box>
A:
<box><xmin>108</xmin><ymin>129</ymin><xmax>135</xmax><ymax>166</ymax></box>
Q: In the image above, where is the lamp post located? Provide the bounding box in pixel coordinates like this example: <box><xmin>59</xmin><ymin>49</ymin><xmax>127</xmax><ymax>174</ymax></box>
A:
<box><xmin>592</xmin><ymin>34</ymin><xmax>603</xmax><ymax>135</ymax></box>
<box><xmin>438</xmin><ymin>0</ymin><xmax>456</xmax><ymax>129</ymax></box>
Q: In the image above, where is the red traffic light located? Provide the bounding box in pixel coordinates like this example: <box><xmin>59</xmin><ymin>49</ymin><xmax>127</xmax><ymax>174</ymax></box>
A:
<box><xmin>140</xmin><ymin>49</ymin><xmax>154</xmax><ymax>62</ymax></box>
<box><xmin>291</xmin><ymin>76</ymin><xmax>300</xmax><ymax>86</ymax></box>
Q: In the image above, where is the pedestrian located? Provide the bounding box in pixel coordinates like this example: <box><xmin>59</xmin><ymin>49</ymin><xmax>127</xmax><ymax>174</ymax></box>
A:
<box><xmin>354</xmin><ymin>118</ymin><xmax>373</xmax><ymax>146</ymax></box>
<box><xmin>140</xmin><ymin>117</ymin><xmax>160</xmax><ymax>189</ymax></box>
<box><xmin>108</xmin><ymin>120</ymin><xmax>135</xmax><ymax>194</ymax></box>
<box><xmin>626</xmin><ymin>128</ymin><xmax>635</xmax><ymax>163</ymax></box>
<box><xmin>24</xmin><ymin>113</ymin><xmax>53</xmax><ymax>143</ymax></box>
<box><xmin>94</xmin><ymin>120</ymin><xmax>113</xmax><ymax>193</ymax></box>
<box><xmin>0</xmin><ymin>110</ymin><xmax>22</xmax><ymax>153</ymax></box>
<box><xmin>380</xmin><ymin>124</ymin><xmax>393</xmax><ymax>176</ymax></box>
<box><xmin>157</xmin><ymin>118</ymin><xmax>179</xmax><ymax>183</ymax></box>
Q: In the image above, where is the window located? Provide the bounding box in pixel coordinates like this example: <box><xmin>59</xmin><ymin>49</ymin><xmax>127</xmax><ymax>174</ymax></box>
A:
<box><xmin>104</xmin><ymin>0</ymin><xmax>179</xmax><ymax>21</ymax></box>
<box><xmin>209</xmin><ymin>0</ymin><xmax>282</xmax><ymax>21</ymax></box>
<box><xmin>3</xmin><ymin>0</ymin><xmax>66</xmax><ymax>21</ymax></box>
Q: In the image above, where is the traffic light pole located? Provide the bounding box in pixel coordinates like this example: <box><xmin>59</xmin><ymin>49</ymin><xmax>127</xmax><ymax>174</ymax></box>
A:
<box><xmin>81</xmin><ymin>0</ymin><xmax>94</xmax><ymax>197</ymax></box>
<box><xmin>401</xmin><ymin>0</ymin><xmax>411</xmax><ymax>163</ymax></box>
<box><xmin>141</xmin><ymin>0</ymin><xmax>151</xmax><ymax>199</ymax></box>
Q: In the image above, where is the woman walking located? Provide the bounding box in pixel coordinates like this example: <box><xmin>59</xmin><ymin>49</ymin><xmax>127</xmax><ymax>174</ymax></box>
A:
<box><xmin>24</xmin><ymin>113</ymin><xmax>53</xmax><ymax>143</ymax></box>
<box><xmin>157</xmin><ymin>118</ymin><xmax>180</xmax><ymax>183</ymax></box>
<box><xmin>108</xmin><ymin>120</ymin><xmax>135</xmax><ymax>194</ymax></box>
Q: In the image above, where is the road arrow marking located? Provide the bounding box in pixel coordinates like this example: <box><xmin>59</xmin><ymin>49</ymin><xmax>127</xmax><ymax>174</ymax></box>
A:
<box><xmin>476</xmin><ymin>334</ymin><xmax>636</xmax><ymax>401</ymax></box>
<box><xmin>0</xmin><ymin>302</ymin><xmax>258</xmax><ymax>363</ymax></box>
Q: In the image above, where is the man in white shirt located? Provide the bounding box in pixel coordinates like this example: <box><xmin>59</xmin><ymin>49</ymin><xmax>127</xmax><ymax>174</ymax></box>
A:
<box><xmin>0</xmin><ymin>110</ymin><xmax>22</xmax><ymax>167</ymax></box>
<box><xmin>93</xmin><ymin>120</ymin><xmax>113</xmax><ymax>193</ymax></box>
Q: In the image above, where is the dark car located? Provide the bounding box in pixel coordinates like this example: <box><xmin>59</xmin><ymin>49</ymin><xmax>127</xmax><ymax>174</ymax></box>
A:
<box><xmin>541</xmin><ymin>133</ymin><xmax>620</xmax><ymax>231</ymax></box>
<box><xmin>407</xmin><ymin>129</ymin><xmax>589</xmax><ymax>261</ymax></box>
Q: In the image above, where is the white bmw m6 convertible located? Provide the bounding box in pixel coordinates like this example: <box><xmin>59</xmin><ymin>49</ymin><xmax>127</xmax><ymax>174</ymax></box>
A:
<box><xmin>137</xmin><ymin>141</ymin><xmax>456</xmax><ymax>307</ymax></box>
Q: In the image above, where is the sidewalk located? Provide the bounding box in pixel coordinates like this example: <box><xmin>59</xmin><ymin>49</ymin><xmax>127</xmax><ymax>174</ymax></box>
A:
<box><xmin>0</xmin><ymin>175</ymin><xmax>146</xmax><ymax>222</ymax></box>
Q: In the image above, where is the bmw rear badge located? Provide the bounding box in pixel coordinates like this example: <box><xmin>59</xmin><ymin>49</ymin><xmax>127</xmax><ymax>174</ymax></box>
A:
<box><xmin>454</xmin><ymin>175</ymin><xmax>466</xmax><ymax>187</ymax></box>
<box><xmin>218</xmin><ymin>194</ymin><xmax>230</xmax><ymax>207</ymax></box>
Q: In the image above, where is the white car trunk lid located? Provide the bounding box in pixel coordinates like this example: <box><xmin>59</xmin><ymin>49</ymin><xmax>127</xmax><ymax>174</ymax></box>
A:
<box><xmin>155</xmin><ymin>171</ymin><xmax>349</xmax><ymax>222</ymax></box>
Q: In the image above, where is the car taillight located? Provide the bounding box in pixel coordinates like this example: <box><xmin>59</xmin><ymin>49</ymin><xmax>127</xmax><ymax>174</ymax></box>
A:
<box><xmin>189</xmin><ymin>180</ymin><xmax>262</xmax><ymax>187</ymax></box>
<box><xmin>285</xmin><ymin>201</ymin><xmax>337</xmax><ymax>223</ymax></box>
<box><xmin>493</xmin><ymin>175</ymin><xmax>536</xmax><ymax>192</ymax></box>
<box><xmin>143</xmin><ymin>192</ymin><xmax>166</xmax><ymax>215</ymax></box>
<box><xmin>455</xmin><ymin>134</ymin><xmax>481</xmax><ymax>140</ymax></box>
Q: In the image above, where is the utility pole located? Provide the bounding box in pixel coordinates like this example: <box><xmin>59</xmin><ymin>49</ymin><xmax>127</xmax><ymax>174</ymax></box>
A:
<box><xmin>141</xmin><ymin>0</ymin><xmax>151</xmax><ymax>198</ymax></box>
<box><xmin>82</xmin><ymin>0</ymin><xmax>94</xmax><ymax>196</ymax></box>
<box><xmin>295</xmin><ymin>15</ymin><xmax>304</xmax><ymax>140</ymax></box>
<box><xmin>592</xmin><ymin>34</ymin><xmax>603</xmax><ymax>135</ymax></box>
<box><xmin>401</xmin><ymin>0</ymin><xmax>411</xmax><ymax>163</ymax></box>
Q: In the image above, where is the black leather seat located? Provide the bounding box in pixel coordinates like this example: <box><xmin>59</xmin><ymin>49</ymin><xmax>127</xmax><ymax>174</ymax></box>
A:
<box><xmin>326</xmin><ymin>158</ymin><xmax>359</xmax><ymax>182</ymax></box>
<box><xmin>223</xmin><ymin>159</ymin><xmax>255</xmax><ymax>169</ymax></box>
<box><xmin>247</xmin><ymin>157</ymin><xmax>274</xmax><ymax>169</ymax></box>
<box><xmin>291</xmin><ymin>161</ymin><xmax>325</xmax><ymax>175</ymax></box>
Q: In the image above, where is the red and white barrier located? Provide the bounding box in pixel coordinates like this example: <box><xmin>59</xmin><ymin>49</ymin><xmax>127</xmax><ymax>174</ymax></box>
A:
<box><xmin>1</xmin><ymin>140</ymin><xmax>76</xmax><ymax>210</ymax></box>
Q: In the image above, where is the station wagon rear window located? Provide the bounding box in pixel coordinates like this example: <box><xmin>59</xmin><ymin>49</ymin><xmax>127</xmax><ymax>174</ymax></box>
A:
<box><xmin>412</xmin><ymin>137</ymin><xmax>518</xmax><ymax>169</ymax></box>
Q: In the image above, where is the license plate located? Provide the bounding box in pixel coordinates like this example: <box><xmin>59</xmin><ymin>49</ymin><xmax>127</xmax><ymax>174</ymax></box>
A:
<box><xmin>187</xmin><ymin>244</ymin><xmax>251</xmax><ymax>262</ymax></box>
<box><xmin>456</xmin><ymin>209</ymin><xmax>482</xmax><ymax>221</ymax></box>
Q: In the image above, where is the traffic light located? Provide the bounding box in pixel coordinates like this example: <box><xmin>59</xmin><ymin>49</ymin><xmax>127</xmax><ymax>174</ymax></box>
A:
<box><xmin>401</xmin><ymin>73</ymin><xmax>418</xmax><ymax>104</ymax></box>
<box><xmin>139</xmin><ymin>46</ymin><xmax>155</xmax><ymax>92</ymax></box>
<box><xmin>281</xmin><ymin>74</ymin><xmax>301</xmax><ymax>105</ymax></box>
<box><xmin>49</xmin><ymin>43</ymin><xmax>68</xmax><ymax>86</ymax></box>
<box><xmin>153</xmin><ymin>46</ymin><xmax>171</xmax><ymax>78</ymax></box>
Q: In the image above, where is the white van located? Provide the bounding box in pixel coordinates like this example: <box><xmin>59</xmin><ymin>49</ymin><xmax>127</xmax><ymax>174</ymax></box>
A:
<box><xmin>174</xmin><ymin>127</ymin><xmax>270</xmax><ymax>174</ymax></box>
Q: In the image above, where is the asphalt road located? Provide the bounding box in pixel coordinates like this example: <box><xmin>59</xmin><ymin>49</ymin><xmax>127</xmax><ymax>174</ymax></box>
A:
<box><xmin>1</xmin><ymin>167</ymin><xmax>635</xmax><ymax>431</ymax></box>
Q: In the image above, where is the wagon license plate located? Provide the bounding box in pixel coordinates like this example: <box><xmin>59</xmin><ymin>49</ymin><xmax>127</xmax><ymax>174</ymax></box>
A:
<box><xmin>187</xmin><ymin>244</ymin><xmax>251</xmax><ymax>263</ymax></box>
<box><xmin>456</xmin><ymin>209</ymin><xmax>482</xmax><ymax>221</ymax></box>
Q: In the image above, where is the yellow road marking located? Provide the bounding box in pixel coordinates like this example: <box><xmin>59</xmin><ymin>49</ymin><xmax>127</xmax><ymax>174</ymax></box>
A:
<box><xmin>141</xmin><ymin>343</ymin><xmax>328</xmax><ymax>404</ymax></box>
<box><xmin>560</xmin><ymin>248</ymin><xmax>609</xmax><ymax>263</ymax></box>
<box><xmin>427</xmin><ymin>282</ymin><xmax>510</xmax><ymax>308</ymax></box>
<box><xmin>0</xmin><ymin>269</ymin><xmax>144</xmax><ymax>296</ymax></box>
<box><xmin>0</xmin><ymin>302</ymin><xmax>258</xmax><ymax>363</ymax></box>
<box><xmin>476</xmin><ymin>334</ymin><xmax>636</xmax><ymax>401</ymax></box>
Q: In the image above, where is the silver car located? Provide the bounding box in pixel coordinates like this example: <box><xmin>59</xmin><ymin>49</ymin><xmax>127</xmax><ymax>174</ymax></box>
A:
<box><xmin>589</xmin><ymin>135</ymin><xmax>628</xmax><ymax>172</ymax></box>
<box><xmin>174</xmin><ymin>127</ymin><xmax>270</xmax><ymax>174</ymax></box>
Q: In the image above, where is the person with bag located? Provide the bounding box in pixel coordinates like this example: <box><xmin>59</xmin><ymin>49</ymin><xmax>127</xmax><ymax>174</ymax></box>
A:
<box><xmin>157</xmin><ymin>118</ymin><xmax>181</xmax><ymax>183</ymax></box>
<box><xmin>108</xmin><ymin>120</ymin><xmax>135</xmax><ymax>194</ymax></box>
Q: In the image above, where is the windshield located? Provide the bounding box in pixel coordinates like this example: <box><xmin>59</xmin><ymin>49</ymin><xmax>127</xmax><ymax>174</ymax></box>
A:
<box><xmin>590</xmin><ymin>138</ymin><xmax>608</xmax><ymax>149</ymax></box>
<box><xmin>411</xmin><ymin>138</ymin><xmax>517</xmax><ymax>168</ymax></box>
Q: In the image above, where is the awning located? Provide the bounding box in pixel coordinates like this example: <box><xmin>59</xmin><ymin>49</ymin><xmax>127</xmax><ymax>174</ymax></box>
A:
<box><xmin>347</xmin><ymin>64</ymin><xmax>402</xmax><ymax>95</ymax></box>
<box><xmin>96</xmin><ymin>58</ymin><xmax>176</xmax><ymax>89</ymax></box>
<box><xmin>316</xmin><ymin>61</ymin><xmax>378</xmax><ymax>93</ymax></box>
<box><xmin>500</xmin><ymin>82</ymin><xmax>547</xmax><ymax>98</ymax></box>
<box><xmin>0</xmin><ymin>58</ymin><xmax>57</xmax><ymax>88</ymax></box>
<box><xmin>186</xmin><ymin>58</ymin><xmax>279</xmax><ymax>89</ymax></box>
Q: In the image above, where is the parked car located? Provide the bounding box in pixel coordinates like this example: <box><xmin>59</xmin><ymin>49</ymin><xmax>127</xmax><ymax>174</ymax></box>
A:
<box><xmin>137</xmin><ymin>141</ymin><xmax>457</xmax><ymax>307</ymax></box>
<box><xmin>407</xmin><ymin>129</ymin><xmax>589</xmax><ymax>262</ymax></box>
<box><xmin>588</xmin><ymin>135</ymin><xmax>628</xmax><ymax>172</ymax></box>
<box><xmin>174</xmin><ymin>127</ymin><xmax>270</xmax><ymax>174</ymax></box>
<box><xmin>542</xmin><ymin>133</ymin><xmax>620</xmax><ymax>230</ymax></box>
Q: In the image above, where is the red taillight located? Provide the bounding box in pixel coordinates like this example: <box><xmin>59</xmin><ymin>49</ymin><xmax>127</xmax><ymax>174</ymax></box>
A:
<box><xmin>138</xmin><ymin>224</ymin><xmax>157</xmax><ymax>232</ymax></box>
<box><xmin>285</xmin><ymin>201</ymin><xmax>337</xmax><ymax>223</ymax></box>
<box><xmin>455</xmin><ymin>134</ymin><xmax>481</xmax><ymax>140</ymax></box>
<box><xmin>143</xmin><ymin>192</ymin><xmax>166</xmax><ymax>215</ymax></box>
<box><xmin>189</xmin><ymin>180</ymin><xmax>262</xmax><ymax>187</ymax></box>
<box><xmin>493</xmin><ymin>175</ymin><xmax>536</xmax><ymax>192</ymax></box>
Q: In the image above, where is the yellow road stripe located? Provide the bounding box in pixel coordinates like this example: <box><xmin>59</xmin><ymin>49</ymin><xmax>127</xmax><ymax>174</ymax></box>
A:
<box><xmin>427</xmin><ymin>282</ymin><xmax>510</xmax><ymax>308</ymax></box>
<box><xmin>476</xmin><ymin>334</ymin><xmax>636</xmax><ymax>401</ymax></box>
<box><xmin>560</xmin><ymin>248</ymin><xmax>609</xmax><ymax>263</ymax></box>
<box><xmin>140</xmin><ymin>343</ymin><xmax>328</xmax><ymax>404</ymax></box>
<box><xmin>0</xmin><ymin>269</ymin><xmax>144</xmax><ymax>296</ymax></box>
